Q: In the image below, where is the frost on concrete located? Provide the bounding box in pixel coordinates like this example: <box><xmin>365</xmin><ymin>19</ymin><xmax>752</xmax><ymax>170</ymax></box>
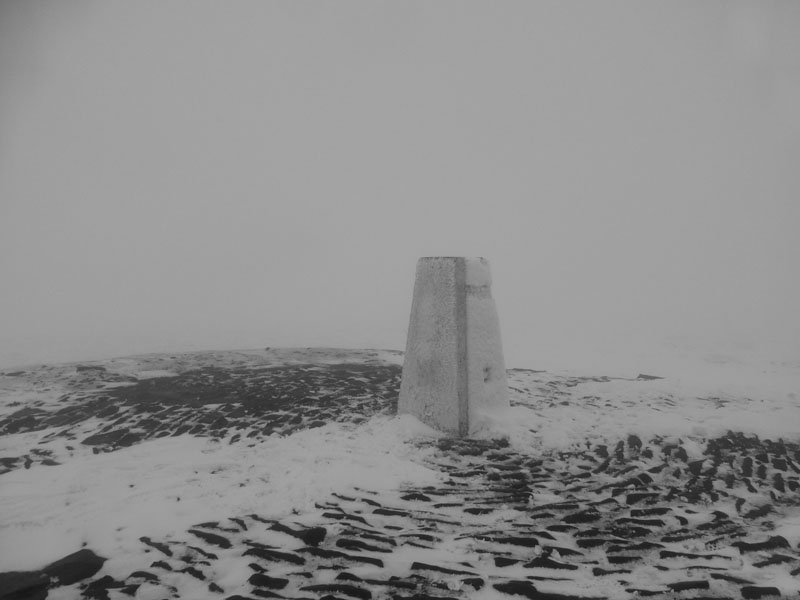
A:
<box><xmin>464</xmin><ymin>258</ymin><xmax>509</xmax><ymax>432</ymax></box>
<box><xmin>398</xmin><ymin>257</ymin><xmax>509</xmax><ymax>436</ymax></box>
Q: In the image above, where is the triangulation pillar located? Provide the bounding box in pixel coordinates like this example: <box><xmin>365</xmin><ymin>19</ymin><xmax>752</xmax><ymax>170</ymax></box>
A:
<box><xmin>398</xmin><ymin>257</ymin><xmax>509</xmax><ymax>437</ymax></box>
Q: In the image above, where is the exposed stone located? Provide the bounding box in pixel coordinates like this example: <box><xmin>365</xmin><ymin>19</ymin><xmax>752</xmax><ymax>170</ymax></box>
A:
<box><xmin>401</xmin><ymin>492</ymin><xmax>432</xmax><ymax>502</ymax></box>
<box><xmin>248</xmin><ymin>573</ymin><xmax>289</xmax><ymax>590</ymax></box>
<box><xmin>741</xmin><ymin>587</ymin><xmax>782</xmax><ymax>599</ymax></box>
<box><xmin>43</xmin><ymin>548</ymin><xmax>106</xmax><ymax>586</ymax></box>
<box><xmin>140</xmin><ymin>536</ymin><xmax>172</xmax><ymax>556</ymax></box>
<box><xmin>269</xmin><ymin>522</ymin><xmax>327</xmax><ymax>546</ymax></box>
<box><xmin>523</xmin><ymin>556</ymin><xmax>578</xmax><ymax>570</ymax></box>
<box><xmin>299</xmin><ymin>584</ymin><xmax>371</xmax><ymax>600</ymax></box>
<box><xmin>410</xmin><ymin>562</ymin><xmax>476</xmax><ymax>576</ymax></box>
<box><xmin>666</xmin><ymin>580</ymin><xmax>710</xmax><ymax>592</ymax></box>
<box><xmin>336</xmin><ymin>538</ymin><xmax>392</xmax><ymax>554</ymax></box>
<box><xmin>0</xmin><ymin>571</ymin><xmax>48</xmax><ymax>600</ymax></box>
<box><xmin>243</xmin><ymin>547</ymin><xmax>305</xmax><ymax>565</ymax></box>
<box><xmin>732</xmin><ymin>536</ymin><xmax>789</xmax><ymax>553</ymax></box>
<box><xmin>187</xmin><ymin>529</ymin><xmax>231</xmax><ymax>549</ymax></box>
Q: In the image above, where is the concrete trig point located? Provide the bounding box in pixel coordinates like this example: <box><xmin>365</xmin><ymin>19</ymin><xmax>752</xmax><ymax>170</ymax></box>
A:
<box><xmin>398</xmin><ymin>257</ymin><xmax>509</xmax><ymax>437</ymax></box>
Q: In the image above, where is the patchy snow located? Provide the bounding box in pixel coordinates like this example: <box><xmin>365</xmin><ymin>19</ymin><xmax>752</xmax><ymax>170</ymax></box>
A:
<box><xmin>1</xmin><ymin>347</ymin><xmax>799</xmax><ymax>598</ymax></box>
<box><xmin>0</xmin><ymin>413</ymin><xmax>441</xmax><ymax>573</ymax></box>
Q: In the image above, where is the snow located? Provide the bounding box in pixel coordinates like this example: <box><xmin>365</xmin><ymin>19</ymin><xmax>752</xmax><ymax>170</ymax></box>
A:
<box><xmin>0</xmin><ymin>414</ymin><xmax>441</xmax><ymax>573</ymax></box>
<box><xmin>1</xmin><ymin>346</ymin><xmax>799</xmax><ymax>598</ymax></box>
<box><xmin>470</xmin><ymin>350</ymin><xmax>800</xmax><ymax>452</ymax></box>
<box><xmin>464</xmin><ymin>256</ymin><xmax>492</xmax><ymax>287</ymax></box>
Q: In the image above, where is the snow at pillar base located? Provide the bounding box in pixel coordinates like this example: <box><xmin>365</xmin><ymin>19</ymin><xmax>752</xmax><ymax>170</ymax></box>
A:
<box><xmin>398</xmin><ymin>257</ymin><xmax>509</xmax><ymax>437</ymax></box>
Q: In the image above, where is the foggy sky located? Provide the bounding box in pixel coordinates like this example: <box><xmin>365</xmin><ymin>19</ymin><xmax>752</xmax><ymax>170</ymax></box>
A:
<box><xmin>1</xmin><ymin>2</ymin><xmax>799</xmax><ymax>372</ymax></box>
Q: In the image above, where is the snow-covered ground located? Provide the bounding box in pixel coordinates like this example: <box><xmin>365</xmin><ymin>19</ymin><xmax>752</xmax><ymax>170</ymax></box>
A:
<box><xmin>1</xmin><ymin>347</ymin><xmax>799</xmax><ymax>599</ymax></box>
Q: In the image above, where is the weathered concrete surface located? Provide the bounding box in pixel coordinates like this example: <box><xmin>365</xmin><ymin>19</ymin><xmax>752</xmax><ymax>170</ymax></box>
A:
<box><xmin>398</xmin><ymin>257</ymin><xmax>508</xmax><ymax>436</ymax></box>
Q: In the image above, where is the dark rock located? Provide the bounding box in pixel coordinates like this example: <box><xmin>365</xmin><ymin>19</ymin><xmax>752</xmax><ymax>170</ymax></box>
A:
<box><xmin>243</xmin><ymin>547</ymin><xmax>305</xmax><ymax>565</ymax></box>
<box><xmin>76</xmin><ymin>365</ymin><xmax>106</xmax><ymax>372</ymax></box>
<box><xmin>462</xmin><ymin>577</ymin><xmax>484</xmax><ymax>590</ymax></box>
<box><xmin>299</xmin><ymin>584</ymin><xmax>371</xmax><ymax>600</ymax></box>
<box><xmin>410</xmin><ymin>562</ymin><xmax>476</xmax><ymax>576</ymax></box>
<box><xmin>188</xmin><ymin>529</ymin><xmax>231</xmax><ymax>549</ymax></box>
<box><xmin>562</xmin><ymin>510</ymin><xmax>600</xmax><ymax>524</ymax></box>
<box><xmin>529</xmin><ymin>512</ymin><xmax>556</xmax><ymax>520</ymax></box>
<box><xmin>542</xmin><ymin>545</ymin><xmax>583</xmax><ymax>557</ymax></box>
<box><xmin>0</xmin><ymin>571</ymin><xmax>48</xmax><ymax>600</ymax></box>
<box><xmin>336</xmin><ymin>538</ymin><xmax>392</xmax><ymax>554</ymax></box>
<box><xmin>614</xmin><ymin>441</ymin><xmax>625</xmax><ymax>461</ymax></box>
<box><xmin>298</xmin><ymin>546</ymin><xmax>383</xmax><ymax>568</ymax></box>
<box><xmin>732</xmin><ymin>536</ymin><xmax>789</xmax><ymax>553</ymax></box>
<box><xmin>625</xmin><ymin>492</ymin><xmax>659</xmax><ymax>505</ymax></box>
<box><xmin>139</xmin><ymin>536</ymin><xmax>172</xmax><ymax>557</ymax></box>
<box><xmin>322</xmin><ymin>511</ymin><xmax>370</xmax><ymax>525</ymax></box>
<box><xmin>81</xmin><ymin>429</ymin><xmax>142</xmax><ymax>448</ymax></box>
<box><xmin>400</xmin><ymin>492</ymin><xmax>431</xmax><ymax>502</ymax></box>
<box><xmin>576</xmin><ymin>538</ymin><xmax>610</xmax><ymax>549</ymax></box>
<box><xmin>546</xmin><ymin>525</ymin><xmax>576</xmax><ymax>533</ymax></box>
<box><xmin>493</xmin><ymin>580</ymin><xmax>540</xmax><ymax>599</ymax></box>
<box><xmin>362</xmin><ymin>577</ymin><xmax>415</xmax><ymax>590</ymax></box>
<box><xmin>660</xmin><ymin>550</ymin><xmax>729</xmax><ymax>560</ymax></box>
<box><xmin>524</xmin><ymin>556</ymin><xmax>578</xmax><ymax>570</ymax></box>
<box><xmin>82</xmin><ymin>575</ymin><xmax>128</xmax><ymax>600</ymax></box>
<box><xmin>150</xmin><ymin>561</ymin><xmax>172</xmax><ymax>571</ymax></box>
<box><xmin>179</xmin><ymin>566</ymin><xmax>205</xmax><ymax>580</ymax></box>
<box><xmin>592</xmin><ymin>567</ymin><xmax>632</xmax><ymax>576</ymax></box>
<box><xmin>209</xmin><ymin>582</ymin><xmax>224</xmax><ymax>593</ymax></box>
<box><xmin>43</xmin><ymin>548</ymin><xmax>106</xmax><ymax>586</ymax></box>
<box><xmin>269</xmin><ymin>523</ymin><xmax>327</xmax><ymax>546</ymax></box>
<box><xmin>607</xmin><ymin>555</ymin><xmax>641</xmax><ymax>564</ymax></box>
<box><xmin>630</xmin><ymin>507</ymin><xmax>670</xmax><ymax>517</ymax></box>
<box><xmin>248</xmin><ymin>573</ymin><xmax>289</xmax><ymax>590</ymax></box>
<box><xmin>608</xmin><ymin>542</ymin><xmax>663</xmax><ymax>553</ymax></box>
<box><xmin>614</xmin><ymin>517</ymin><xmax>665</xmax><ymax>528</ymax></box>
<box><xmin>465</xmin><ymin>507</ymin><xmax>494</xmax><ymax>515</ymax></box>
<box><xmin>119</xmin><ymin>584</ymin><xmax>140</xmax><ymax>596</ymax></box>
<box><xmin>741</xmin><ymin>587</ymin><xmax>782</xmax><ymax>599</ymax></box>
<box><xmin>494</xmin><ymin>579</ymin><xmax>605</xmax><ymax>599</ymax></box>
<box><xmin>666</xmin><ymin>581</ymin><xmax>710</xmax><ymax>592</ymax></box>
<box><xmin>128</xmin><ymin>571</ymin><xmax>159</xmax><ymax>583</ymax></box>
<box><xmin>488</xmin><ymin>536</ymin><xmax>540</xmax><ymax>548</ymax></box>
<box><xmin>372</xmin><ymin>508</ymin><xmax>409</xmax><ymax>517</ymax></box>
<box><xmin>495</xmin><ymin>557</ymin><xmax>521</xmax><ymax>567</ymax></box>
<box><xmin>752</xmin><ymin>554</ymin><xmax>795</xmax><ymax>568</ymax></box>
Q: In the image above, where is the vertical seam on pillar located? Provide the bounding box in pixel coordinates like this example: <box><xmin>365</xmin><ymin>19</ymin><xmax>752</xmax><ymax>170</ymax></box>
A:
<box><xmin>455</xmin><ymin>257</ymin><xmax>468</xmax><ymax>437</ymax></box>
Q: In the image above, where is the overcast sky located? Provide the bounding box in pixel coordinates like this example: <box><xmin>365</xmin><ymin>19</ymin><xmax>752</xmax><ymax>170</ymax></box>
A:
<box><xmin>1</xmin><ymin>2</ymin><xmax>798</xmax><ymax>371</ymax></box>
